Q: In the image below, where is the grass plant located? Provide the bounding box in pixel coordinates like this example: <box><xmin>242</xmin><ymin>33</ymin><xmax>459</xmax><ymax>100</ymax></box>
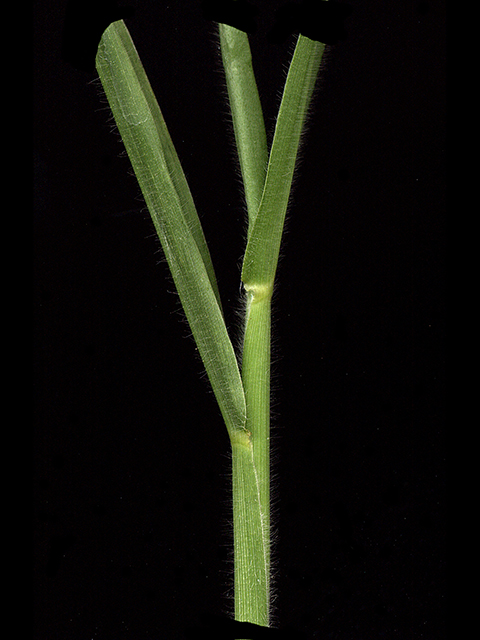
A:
<box><xmin>95</xmin><ymin>16</ymin><xmax>326</xmax><ymax>631</ymax></box>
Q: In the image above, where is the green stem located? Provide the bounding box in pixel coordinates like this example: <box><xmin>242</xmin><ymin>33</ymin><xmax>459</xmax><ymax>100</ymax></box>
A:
<box><xmin>217</xmin><ymin>22</ymin><xmax>273</xmax><ymax>627</ymax></box>
<box><xmin>221</xmin><ymin>27</ymin><xmax>325</xmax><ymax>630</ymax></box>
<box><xmin>232</xmin><ymin>284</ymin><xmax>272</xmax><ymax>625</ymax></box>
<box><xmin>231</xmin><ymin>437</ymin><xmax>269</xmax><ymax>627</ymax></box>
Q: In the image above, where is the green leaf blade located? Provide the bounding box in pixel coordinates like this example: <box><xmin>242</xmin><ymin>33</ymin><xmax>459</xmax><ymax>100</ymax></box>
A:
<box><xmin>96</xmin><ymin>21</ymin><xmax>246</xmax><ymax>437</ymax></box>
<box><xmin>97</xmin><ymin>21</ymin><xmax>221</xmax><ymax>310</ymax></box>
<box><xmin>241</xmin><ymin>35</ymin><xmax>326</xmax><ymax>288</ymax></box>
<box><xmin>218</xmin><ymin>24</ymin><xmax>268</xmax><ymax>231</ymax></box>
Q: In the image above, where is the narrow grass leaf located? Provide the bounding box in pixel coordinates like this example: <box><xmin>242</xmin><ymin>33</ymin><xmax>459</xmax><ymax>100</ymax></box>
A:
<box><xmin>96</xmin><ymin>20</ymin><xmax>246</xmax><ymax>437</ymax></box>
<box><xmin>241</xmin><ymin>35</ymin><xmax>326</xmax><ymax>288</ymax></box>
<box><xmin>218</xmin><ymin>24</ymin><xmax>268</xmax><ymax>231</ymax></box>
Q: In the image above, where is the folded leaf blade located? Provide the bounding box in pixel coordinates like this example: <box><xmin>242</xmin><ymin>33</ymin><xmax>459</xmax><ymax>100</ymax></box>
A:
<box><xmin>96</xmin><ymin>20</ymin><xmax>246</xmax><ymax>437</ymax></box>
<box><xmin>218</xmin><ymin>24</ymin><xmax>268</xmax><ymax>233</ymax></box>
<box><xmin>241</xmin><ymin>36</ymin><xmax>326</xmax><ymax>288</ymax></box>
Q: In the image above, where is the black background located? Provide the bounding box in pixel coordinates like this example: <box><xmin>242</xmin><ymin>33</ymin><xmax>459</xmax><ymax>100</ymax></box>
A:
<box><xmin>34</xmin><ymin>1</ymin><xmax>446</xmax><ymax>638</ymax></box>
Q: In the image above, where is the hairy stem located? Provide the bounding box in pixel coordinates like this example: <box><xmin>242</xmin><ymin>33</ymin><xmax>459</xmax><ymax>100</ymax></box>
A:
<box><xmin>232</xmin><ymin>284</ymin><xmax>272</xmax><ymax>625</ymax></box>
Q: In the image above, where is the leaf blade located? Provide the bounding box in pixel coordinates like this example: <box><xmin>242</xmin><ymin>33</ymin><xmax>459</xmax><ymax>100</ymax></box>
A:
<box><xmin>241</xmin><ymin>35</ymin><xmax>326</xmax><ymax>288</ymax></box>
<box><xmin>218</xmin><ymin>24</ymin><xmax>268</xmax><ymax>231</ymax></box>
<box><xmin>96</xmin><ymin>20</ymin><xmax>246</xmax><ymax>437</ymax></box>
